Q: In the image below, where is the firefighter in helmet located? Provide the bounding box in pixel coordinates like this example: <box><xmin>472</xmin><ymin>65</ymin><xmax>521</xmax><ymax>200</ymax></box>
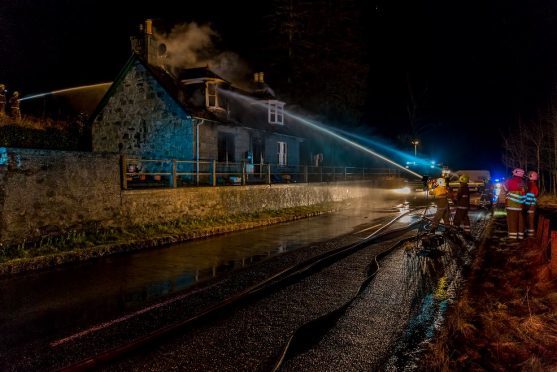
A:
<box><xmin>453</xmin><ymin>174</ymin><xmax>471</xmax><ymax>233</ymax></box>
<box><xmin>0</xmin><ymin>84</ymin><xmax>6</xmax><ymax>117</ymax></box>
<box><xmin>430</xmin><ymin>177</ymin><xmax>451</xmax><ymax>232</ymax></box>
<box><xmin>9</xmin><ymin>91</ymin><xmax>21</xmax><ymax>120</ymax></box>
<box><xmin>524</xmin><ymin>171</ymin><xmax>539</xmax><ymax>237</ymax></box>
<box><xmin>503</xmin><ymin>168</ymin><xmax>527</xmax><ymax>239</ymax></box>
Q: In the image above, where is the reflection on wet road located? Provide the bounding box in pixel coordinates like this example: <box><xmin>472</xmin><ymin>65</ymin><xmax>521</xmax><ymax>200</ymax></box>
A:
<box><xmin>0</xmin><ymin>195</ymin><xmax>413</xmax><ymax>352</ymax></box>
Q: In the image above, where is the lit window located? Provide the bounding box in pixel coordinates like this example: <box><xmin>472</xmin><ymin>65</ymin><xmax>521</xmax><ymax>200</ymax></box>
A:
<box><xmin>206</xmin><ymin>81</ymin><xmax>219</xmax><ymax>108</ymax></box>
<box><xmin>277</xmin><ymin>141</ymin><xmax>287</xmax><ymax>166</ymax></box>
<box><xmin>268</xmin><ymin>100</ymin><xmax>284</xmax><ymax>125</ymax></box>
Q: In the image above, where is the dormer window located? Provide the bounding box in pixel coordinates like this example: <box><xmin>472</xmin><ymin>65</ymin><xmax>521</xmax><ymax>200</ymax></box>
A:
<box><xmin>206</xmin><ymin>81</ymin><xmax>219</xmax><ymax>108</ymax></box>
<box><xmin>268</xmin><ymin>100</ymin><xmax>284</xmax><ymax>125</ymax></box>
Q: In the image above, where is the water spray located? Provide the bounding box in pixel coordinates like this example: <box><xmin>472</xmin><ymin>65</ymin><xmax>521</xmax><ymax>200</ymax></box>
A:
<box><xmin>282</xmin><ymin>112</ymin><xmax>422</xmax><ymax>178</ymax></box>
<box><xmin>219</xmin><ymin>89</ymin><xmax>423</xmax><ymax>179</ymax></box>
<box><xmin>331</xmin><ymin>127</ymin><xmax>436</xmax><ymax>169</ymax></box>
<box><xmin>20</xmin><ymin>82</ymin><xmax>112</xmax><ymax>102</ymax></box>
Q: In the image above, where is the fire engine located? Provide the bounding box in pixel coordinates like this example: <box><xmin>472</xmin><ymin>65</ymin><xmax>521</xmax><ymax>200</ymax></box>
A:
<box><xmin>448</xmin><ymin>170</ymin><xmax>490</xmax><ymax>192</ymax></box>
<box><xmin>448</xmin><ymin>169</ymin><xmax>493</xmax><ymax>208</ymax></box>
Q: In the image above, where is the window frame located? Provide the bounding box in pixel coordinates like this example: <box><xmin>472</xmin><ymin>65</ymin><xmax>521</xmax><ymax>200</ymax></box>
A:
<box><xmin>268</xmin><ymin>100</ymin><xmax>284</xmax><ymax>125</ymax></box>
<box><xmin>277</xmin><ymin>141</ymin><xmax>288</xmax><ymax>166</ymax></box>
<box><xmin>206</xmin><ymin>81</ymin><xmax>219</xmax><ymax>108</ymax></box>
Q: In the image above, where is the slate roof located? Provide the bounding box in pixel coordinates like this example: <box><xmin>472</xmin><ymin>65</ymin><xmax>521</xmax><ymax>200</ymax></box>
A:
<box><xmin>174</xmin><ymin>67</ymin><xmax>228</xmax><ymax>83</ymax></box>
<box><xmin>89</xmin><ymin>53</ymin><xmax>302</xmax><ymax>140</ymax></box>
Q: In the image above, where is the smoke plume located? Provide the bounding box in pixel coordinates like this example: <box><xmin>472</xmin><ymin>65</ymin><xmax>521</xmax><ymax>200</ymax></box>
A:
<box><xmin>155</xmin><ymin>23</ymin><xmax>250</xmax><ymax>87</ymax></box>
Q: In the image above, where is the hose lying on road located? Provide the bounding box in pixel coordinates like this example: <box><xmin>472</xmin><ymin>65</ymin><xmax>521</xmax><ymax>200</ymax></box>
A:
<box><xmin>267</xmin><ymin>234</ymin><xmax>421</xmax><ymax>372</ymax></box>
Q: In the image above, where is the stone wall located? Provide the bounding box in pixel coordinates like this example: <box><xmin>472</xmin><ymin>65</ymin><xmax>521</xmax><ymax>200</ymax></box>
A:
<box><xmin>92</xmin><ymin>59</ymin><xmax>194</xmax><ymax>160</ymax></box>
<box><xmin>0</xmin><ymin>148</ymin><xmax>121</xmax><ymax>244</ymax></box>
<box><xmin>0</xmin><ymin>148</ymin><xmax>396</xmax><ymax>245</ymax></box>
<box><xmin>119</xmin><ymin>182</ymin><xmax>388</xmax><ymax>226</ymax></box>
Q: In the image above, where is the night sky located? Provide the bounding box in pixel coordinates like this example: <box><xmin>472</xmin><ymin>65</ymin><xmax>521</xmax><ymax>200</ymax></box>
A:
<box><xmin>1</xmin><ymin>0</ymin><xmax>557</xmax><ymax>175</ymax></box>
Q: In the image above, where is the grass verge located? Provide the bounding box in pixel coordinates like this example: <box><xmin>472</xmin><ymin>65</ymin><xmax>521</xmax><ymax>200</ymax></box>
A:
<box><xmin>0</xmin><ymin>203</ymin><xmax>334</xmax><ymax>276</ymax></box>
<box><xmin>421</xmin><ymin>213</ymin><xmax>557</xmax><ymax>371</ymax></box>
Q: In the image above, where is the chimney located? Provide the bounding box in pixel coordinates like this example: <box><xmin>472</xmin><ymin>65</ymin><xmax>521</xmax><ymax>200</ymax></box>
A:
<box><xmin>254</xmin><ymin>72</ymin><xmax>265</xmax><ymax>84</ymax></box>
<box><xmin>143</xmin><ymin>19</ymin><xmax>159</xmax><ymax>66</ymax></box>
<box><xmin>145</xmin><ymin>19</ymin><xmax>153</xmax><ymax>35</ymax></box>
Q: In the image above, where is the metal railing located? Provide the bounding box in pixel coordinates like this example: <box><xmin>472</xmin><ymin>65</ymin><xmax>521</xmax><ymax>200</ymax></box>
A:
<box><xmin>121</xmin><ymin>156</ymin><xmax>400</xmax><ymax>190</ymax></box>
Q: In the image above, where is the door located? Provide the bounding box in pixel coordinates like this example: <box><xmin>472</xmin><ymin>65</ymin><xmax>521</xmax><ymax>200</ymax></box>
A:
<box><xmin>277</xmin><ymin>141</ymin><xmax>287</xmax><ymax>166</ymax></box>
<box><xmin>218</xmin><ymin>133</ymin><xmax>235</xmax><ymax>163</ymax></box>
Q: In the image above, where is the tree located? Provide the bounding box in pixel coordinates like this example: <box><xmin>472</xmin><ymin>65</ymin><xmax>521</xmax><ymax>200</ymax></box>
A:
<box><xmin>264</xmin><ymin>0</ymin><xmax>369</xmax><ymax>126</ymax></box>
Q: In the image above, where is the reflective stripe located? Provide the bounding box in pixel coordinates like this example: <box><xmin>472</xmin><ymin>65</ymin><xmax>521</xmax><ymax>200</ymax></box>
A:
<box><xmin>507</xmin><ymin>192</ymin><xmax>525</xmax><ymax>203</ymax></box>
<box><xmin>524</xmin><ymin>193</ymin><xmax>537</xmax><ymax>206</ymax></box>
<box><xmin>508</xmin><ymin>192</ymin><xmax>525</xmax><ymax>197</ymax></box>
<box><xmin>506</xmin><ymin>207</ymin><xmax>522</xmax><ymax>211</ymax></box>
<box><xmin>457</xmin><ymin>206</ymin><xmax>469</xmax><ymax>209</ymax></box>
<box><xmin>507</xmin><ymin>196</ymin><xmax>525</xmax><ymax>204</ymax></box>
<box><xmin>527</xmin><ymin>210</ymin><xmax>535</xmax><ymax>214</ymax></box>
<box><xmin>461</xmin><ymin>195</ymin><xmax>469</xmax><ymax>198</ymax></box>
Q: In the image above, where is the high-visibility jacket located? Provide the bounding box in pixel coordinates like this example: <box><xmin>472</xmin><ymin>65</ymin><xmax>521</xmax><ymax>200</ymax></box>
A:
<box><xmin>431</xmin><ymin>185</ymin><xmax>450</xmax><ymax>207</ymax></box>
<box><xmin>431</xmin><ymin>185</ymin><xmax>449</xmax><ymax>197</ymax></box>
<box><xmin>454</xmin><ymin>184</ymin><xmax>470</xmax><ymax>209</ymax></box>
<box><xmin>504</xmin><ymin>176</ymin><xmax>526</xmax><ymax>210</ymax></box>
<box><xmin>524</xmin><ymin>181</ymin><xmax>539</xmax><ymax>206</ymax></box>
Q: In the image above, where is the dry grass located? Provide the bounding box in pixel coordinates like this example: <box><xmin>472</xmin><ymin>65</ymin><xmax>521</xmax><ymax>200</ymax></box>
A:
<box><xmin>0</xmin><ymin>115</ymin><xmax>70</xmax><ymax>131</ymax></box>
<box><xmin>0</xmin><ymin>114</ymin><xmax>87</xmax><ymax>150</ymax></box>
<box><xmin>421</xmin><ymin>215</ymin><xmax>557</xmax><ymax>371</ymax></box>
<box><xmin>538</xmin><ymin>194</ymin><xmax>557</xmax><ymax>208</ymax></box>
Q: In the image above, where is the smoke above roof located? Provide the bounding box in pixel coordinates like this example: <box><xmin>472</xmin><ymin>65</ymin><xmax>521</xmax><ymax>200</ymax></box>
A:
<box><xmin>155</xmin><ymin>22</ymin><xmax>250</xmax><ymax>88</ymax></box>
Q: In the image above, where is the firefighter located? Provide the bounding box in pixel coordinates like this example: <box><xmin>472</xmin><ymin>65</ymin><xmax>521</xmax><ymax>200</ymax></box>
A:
<box><xmin>503</xmin><ymin>168</ymin><xmax>527</xmax><ymax>240</ymax></box>
<box><xmin>453</xmin><ymin>174</ymin><xmax>471</xmax><ymax>233</ymax></box>
<box><xmin>524</xmin><ymin>171</ymin><xmax>539</xmax><ymax>238</ymax></box>
<box><xmin>0</xmin><ymin>84</ymin><xmax>6</xmax><ymax>117</ymax></box>
<box><xmin>9</xmin><ymin>91</ymin><xmax>21</xmax><ymax>120</ymax></box>
<box><xmin>430</xmin><ymin>177</ymin><xmax>451</xmax><ymax>232</ymax></box>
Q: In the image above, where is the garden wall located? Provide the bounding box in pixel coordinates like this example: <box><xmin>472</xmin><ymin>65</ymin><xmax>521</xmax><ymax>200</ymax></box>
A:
<box><xmin>0</xmin><ymin>148</ymin><xmax>398</xmax><ymax>245</ymax></box>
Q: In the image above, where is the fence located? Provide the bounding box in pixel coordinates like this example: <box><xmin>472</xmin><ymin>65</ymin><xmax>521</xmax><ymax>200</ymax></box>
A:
<box><xmin>121</xmin><ymin>156</ymin><xmax>400</xmax><ymax>189</ymax></box>
<box><xmin>536</xmin><ymin>215</ymin><xmax>557</xmax><ymax>278</ymax></box>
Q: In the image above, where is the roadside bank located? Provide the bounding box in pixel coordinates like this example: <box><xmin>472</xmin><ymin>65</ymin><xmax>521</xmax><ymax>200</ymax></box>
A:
<box><xmin>421</xmin><ymin>212</ymin><xmax>557</xmax><ymax>370</ymax></box>
<box><xmin>0</xmin><ymin>203</ymin><xmax>335</xmax><ymax>276</ymax></box>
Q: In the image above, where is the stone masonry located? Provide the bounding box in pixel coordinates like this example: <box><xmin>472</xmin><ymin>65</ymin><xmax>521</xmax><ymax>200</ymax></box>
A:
<box><xmin>0</xmin><ymin>148</ymin><xmax>391</xmax><ymax>246</ymax></box>
<box><xmin>92</xmin><ymin>59</ymin><xmax>194</xmax><ymax>160</ymax></box>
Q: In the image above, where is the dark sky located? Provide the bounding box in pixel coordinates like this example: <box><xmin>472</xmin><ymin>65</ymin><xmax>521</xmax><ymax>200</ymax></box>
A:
<box><xmin>1</xmin><ymin>0</ymin><xmax>556</xmax><ymax>174</ymax></box>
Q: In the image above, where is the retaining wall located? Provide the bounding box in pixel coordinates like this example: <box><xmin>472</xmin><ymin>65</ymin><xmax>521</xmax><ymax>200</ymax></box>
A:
<box><xmin>0</xmin><ymin>148</ymin><xmax>398</xmax><ymax>245</ymax></box>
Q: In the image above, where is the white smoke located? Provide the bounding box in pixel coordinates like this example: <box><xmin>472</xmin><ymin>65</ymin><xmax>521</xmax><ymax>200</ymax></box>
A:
<box><xmin>155</xmin><ymin>23</ymin><xmax>251</xmax><ymax>88</ymax></box>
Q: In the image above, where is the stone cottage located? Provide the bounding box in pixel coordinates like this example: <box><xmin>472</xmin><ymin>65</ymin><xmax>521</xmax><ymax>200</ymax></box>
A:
<box><xmin>90</xmin><ymin>21</ymin><xmax>304</xmax><ymax>171</ymax></box>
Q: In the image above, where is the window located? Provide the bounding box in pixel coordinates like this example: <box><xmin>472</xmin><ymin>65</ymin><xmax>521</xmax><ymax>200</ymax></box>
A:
<box><xmin>268</xmin><ymin>100</ymin><xmax>284</xmax><ymax>125</ymax></box>
<box><xmin>218</xmin><ymin>133</ymin><xmax>235</xmax><ymax>162</ymax></box>
<box><xmin>277</xmin><ymin>141</ymin><xmax>287</xmax><ymax>166</ymax></box>
<box><xmin>206</xmin><ymin>81</ymin><xmax>219</xmax><ymax>108</ymax></box>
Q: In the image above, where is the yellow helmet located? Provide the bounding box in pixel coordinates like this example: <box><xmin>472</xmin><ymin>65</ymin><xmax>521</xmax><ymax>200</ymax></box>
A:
<box><xmin>459</xmin><ymin>174</ymin><xmax>469</xmax><ymax>183</ymax></box>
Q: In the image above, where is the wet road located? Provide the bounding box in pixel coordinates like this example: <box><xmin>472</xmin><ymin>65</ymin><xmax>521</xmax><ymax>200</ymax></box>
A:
<box><xmin>0</xmin><ymin>194</ymin><xmax>413</xmax><ymax>355</ymax></box>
